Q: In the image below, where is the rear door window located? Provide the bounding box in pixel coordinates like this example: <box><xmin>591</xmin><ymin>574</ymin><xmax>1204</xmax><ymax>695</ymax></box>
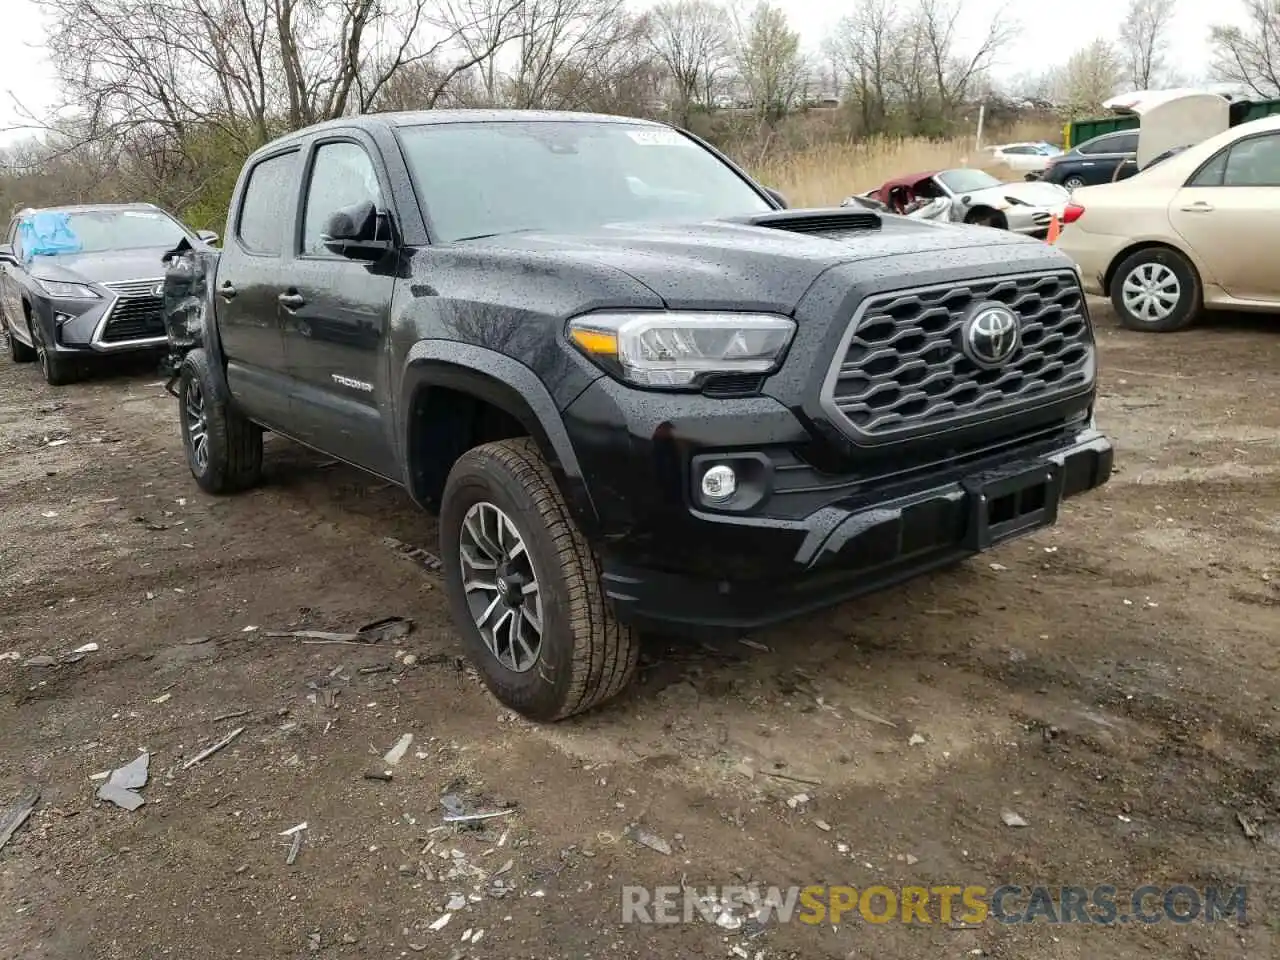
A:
<box><xmin>236</xmin><ymin>151</ymin><xmax>299</xmax><ymax>256</ymax></box>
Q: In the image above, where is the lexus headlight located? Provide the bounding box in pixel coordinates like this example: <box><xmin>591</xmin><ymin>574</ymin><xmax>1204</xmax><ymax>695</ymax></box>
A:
<box><xmin>567</xmin><ymin>311</ymin><xmax>795</xmax><ymax>389</ymax></box>
<box><xmin>35</xmin><ymin>279</ymin><xmax>100</xmax><ymax>300</ymax></box>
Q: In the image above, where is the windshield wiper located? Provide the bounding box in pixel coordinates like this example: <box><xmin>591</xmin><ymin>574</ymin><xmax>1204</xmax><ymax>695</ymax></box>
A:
<box><xmin>450</xmin><ymin>227</ymin><xmax>542</xmax><ymax>242</ymax></box>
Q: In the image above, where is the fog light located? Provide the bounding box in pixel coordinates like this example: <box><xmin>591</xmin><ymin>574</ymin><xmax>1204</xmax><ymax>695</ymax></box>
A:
<box><xmin>700</xmin><ymin>464</ymin><xmax>737</xmax><ymax>502</ymax></box>
<box><xmin>54</xmin><ymin>313</ymin><xmax>74</xmax><ymax>325</ymax></box>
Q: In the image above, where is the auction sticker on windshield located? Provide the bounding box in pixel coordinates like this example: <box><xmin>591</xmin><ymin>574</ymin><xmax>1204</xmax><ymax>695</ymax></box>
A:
<box><xmin>627</xmin><ymin>129</ymin><xmax>690</xmax><ymax>146</ymax></box>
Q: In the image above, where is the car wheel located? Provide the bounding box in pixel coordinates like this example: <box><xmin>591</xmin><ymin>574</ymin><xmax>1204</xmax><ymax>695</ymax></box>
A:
<box><xmin>6</xmin><ymin>324</ymin><xmax>36</xmax><ymax>363</ymax></box>
<box><xmin>33</xmin><ymin>328</ymin><xmax>80</xmax><ymax>385</ymax></box>
<box><xmin>1063</xmin><ymin>175</ymin><xmax>1086</xmax><ymax>191</ymax></box>
<box><xmin>440</xmin><ymin>437</ymin><xmax>639</xmax><ymax>722</ymax></box>
<box><xmin>965</xmin><ymin>207</ymin><xmax>1008</xmax><ymax>230</ymax></box>
<box><xmin>1109</xmin><ymin>247</ymin><xmax>1201</xmax><ymax>333</ymax></box>
<box><xmin>178</xmin><ymin>348</ymin><xmax>263</xmax><ymax>493</ymax></box>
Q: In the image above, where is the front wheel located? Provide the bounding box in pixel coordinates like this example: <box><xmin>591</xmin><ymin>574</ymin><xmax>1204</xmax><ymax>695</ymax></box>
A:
<box><xmin>1063</xmin><ymin>175</ymin><xmax>1086</xmax><ymax>191</ymax></box>
<box><xmin>34</xmin><ymin>330</ymin><xmax>80</xmax><ymax>385</ymax></box>
<box><xmin>178</xmin><ymin>349</ymin><xmax>263</xmax><ymax>493</ymax></box>
<box><xmin>1109</xmin><ymin>247</ymin><xmax>1201</xmax><ymax>333</ymax></box>
<box><xmin>440</xmin><ymin>438</ymin><xmax>639</xmax><ymax>722</ymax></box>
<box><xmin>6</xmin><ymin>325</ymin><xmax>36</xmax><ymax>363</ymax></box>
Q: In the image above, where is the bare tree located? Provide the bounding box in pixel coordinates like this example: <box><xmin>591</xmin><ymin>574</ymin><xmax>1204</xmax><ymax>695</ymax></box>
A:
<box><xmin>828</xmin><ymin>0</ymin><xmax>897</xmax><ymax>134</ymax></box>
<box><xmin>1054</xmin><ymin>38</ymin><xmax>1124</xmax><ymax>117</ymax></box>
<box><xmin>1119</xmin><ymin>0</ymin><xmax>1178</xmax><ymax>91</ymax></box>
<box><xmin>647</xmin><ymin>0</ymin><xmax>731</xmax><ymax>124</ymax></box>
<box><xmin>913</xmin><ymin>0</ymin><xmax>1013</xmax><ymax>116</ymax></box>
<box><xmin>507</xmin><ymin>0</ymin><xmax>646</xmax><ymax>109</ymax></box>
<box><xmin>36</xmin><ymin>0</ymin><xmax>523</xmax><ymax>138</ymax></box>
<box><xmin>731</xmin><ymin>1</ymin><xmax>807</xmax><ymax>121</ymax></box>
<box><xmin>1210</xmin><ymin>0</ymin><xmax>1280</xmax><ymax>97</ymax></box>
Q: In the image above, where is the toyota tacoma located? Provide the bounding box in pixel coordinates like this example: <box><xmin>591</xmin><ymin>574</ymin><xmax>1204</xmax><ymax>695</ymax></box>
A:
<box><xmin>162</xmin><ymin>110</ymin><xmax>1113</xmax><ymax>722</ymax></box>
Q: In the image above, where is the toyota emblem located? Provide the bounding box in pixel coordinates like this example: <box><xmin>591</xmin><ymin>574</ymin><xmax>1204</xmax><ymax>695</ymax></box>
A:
<box><xmin>962</xmin><ymin>303</ymin><xmax>1021</xmax><ymax>368</ymax></box>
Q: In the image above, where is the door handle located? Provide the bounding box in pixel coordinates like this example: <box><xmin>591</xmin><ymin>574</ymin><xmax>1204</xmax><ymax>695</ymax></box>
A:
<box><xmin>1180</xmin><ymin>201</ymin><xmax>1214</xmax><ymax>212</ymax></box>
<box><xmin>278</xmin><ymin>292</ymin><xmax>306</xmax><ymax>309</ymax></box>
<box><xmin>219</xmin><ymin>282</ymin><xmax>237</xmax><ymax>300</ymax></box>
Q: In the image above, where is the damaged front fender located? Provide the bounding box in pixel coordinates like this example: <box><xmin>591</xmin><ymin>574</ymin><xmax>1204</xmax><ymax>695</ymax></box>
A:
<box><xmin>160</xmin><ymin>236</ymin><xmax>221</xmax><ymax>391</ymax></box>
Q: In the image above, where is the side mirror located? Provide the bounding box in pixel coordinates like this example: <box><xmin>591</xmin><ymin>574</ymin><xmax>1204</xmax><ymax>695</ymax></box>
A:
<box><xmin>197</xmin><ymin>230</ymin><xmax>219</xmax><ymax>245</ymax></box>
<box><xmin>0</xmin><ymin>243</ymin><xmax>14</xmax><ymax>265</ymax></box>
<box><xmin>321</xmin><ymin>200</ymin><xmax>392</xmax><ymax>261</ymax></box>
<box><xmin>763</xmin><ymin>187</ymin><xmax>788</xmax><ymax>209</ymax></box>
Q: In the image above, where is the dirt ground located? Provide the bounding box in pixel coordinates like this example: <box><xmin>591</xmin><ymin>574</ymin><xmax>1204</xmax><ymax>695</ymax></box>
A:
<box><xmin>1</xmin><ymin>303</ymin><xmax>1277</xmax><ymax>960</ymax></box>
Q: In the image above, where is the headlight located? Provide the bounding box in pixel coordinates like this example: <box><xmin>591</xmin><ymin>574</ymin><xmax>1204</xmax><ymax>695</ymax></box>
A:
<box><xmin>567</xmin><ymin>311</ymin><xmax>795</xmax><ymax>389</ymax></box>
<box><xmin>35</xmin><ymin>279</ymin><xmax>100</xmax><ymax>299</ymax></box>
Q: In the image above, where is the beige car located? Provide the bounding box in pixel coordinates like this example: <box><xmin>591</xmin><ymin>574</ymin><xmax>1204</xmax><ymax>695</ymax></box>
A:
<box><xmin>1055</xmin><ymin>114</ymin><xmax>1280</xmax><ymax>332</ymax></box>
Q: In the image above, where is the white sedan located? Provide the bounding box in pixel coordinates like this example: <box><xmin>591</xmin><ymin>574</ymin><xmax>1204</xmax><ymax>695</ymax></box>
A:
<box><xmin>986</xmin><ymin>142</ymin><xmax>1063</xmax><ymax>173</ymax></box>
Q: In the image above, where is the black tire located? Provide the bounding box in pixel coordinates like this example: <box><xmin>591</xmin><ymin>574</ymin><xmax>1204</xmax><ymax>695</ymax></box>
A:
<box><xmin>1109</xmin><ymin>246</ymin><xmax>1201</xmax><ymax>333</ymax></box>
<box><xmin>178</xmin><ymin>349</ymin><xmax>263</xmax><ymax>494</ymax></box>
<box><xmin>33</xmin><ymin>327</ymin><xmax>80</xmax><ymax>385</ymax></box>
<box><xmin>440</xmin><ymin>437</ymin><xmax>639</xmax><ymax>722</ymax></box>
<box><xmin>965</xmin><ymin>207</ymin><xmax>1008</xmax><ymax>230</ymax></box>
<box><xmin>6</xmin><ymin>325</ymin><xmax>36</xmax><ymax>363</ymax></box>
<box><xmin>1063</xmin><ymin>175</ymin><xmax>1085</xmax><ymax>190</ymax></box>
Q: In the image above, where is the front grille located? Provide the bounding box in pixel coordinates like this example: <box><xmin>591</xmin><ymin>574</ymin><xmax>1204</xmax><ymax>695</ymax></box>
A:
<box><xmin>105</xmin><ymin>278</ymin><xmax>164</xmax><ymax>298</ymax></box>
<box><xmin>821</xmin><ymin>271</ymin><xmax>1093</xmax><ymax>443</ymax></box>
<box><xmin>101</xmin><ymin>295</ymin><xmax>165</xmax><ymax>342</ymax></box>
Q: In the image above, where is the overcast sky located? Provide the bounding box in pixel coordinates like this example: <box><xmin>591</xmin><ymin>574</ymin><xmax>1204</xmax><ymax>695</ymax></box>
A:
<box><xmin>0</xmin><ymin>0</ymin><xmax>1231</xmax><ymax>141</ymax></box>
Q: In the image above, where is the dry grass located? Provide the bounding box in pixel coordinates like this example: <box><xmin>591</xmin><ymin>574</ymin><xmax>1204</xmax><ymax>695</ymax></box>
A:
<box><xmin>746</xmin><ymin>121</ymin><xmax>1061</xmax><ymax>208</ymax></box>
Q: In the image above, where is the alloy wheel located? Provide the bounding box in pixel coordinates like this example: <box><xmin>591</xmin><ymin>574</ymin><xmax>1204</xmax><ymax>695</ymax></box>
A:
<box><xmin>185</xmin><ymin>377</ymin><xmax>209</xmax><ymax>471</ymax></box>
<box><xmin>458</xmin><ymin>500</ymin><xmax>544</xmax><ymax>673</ymax></box>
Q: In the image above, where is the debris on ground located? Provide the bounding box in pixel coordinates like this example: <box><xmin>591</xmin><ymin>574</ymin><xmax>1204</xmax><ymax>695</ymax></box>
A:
<box><xmin>1001</xmin><ymin>810</ymin><xmax>1030</xmax><ymax>828</ymax></box>
<box><xmin>383</xmin><ymin>733</ymin><xmax>413</xmax><ymax>766</ymax></box>
<box><xmin>96</xmin><ymin>752</ymin><xmax>150</xmax><ymax>811</ymax></box>
<box><xmin>286</xmin><ymin>828</ymin><xmax>305</xmax><ymax>865</ymax></box>
<box><xmin>383</xmin><ymin>536</ymin><xmax>444</xmax><ymax>572</ymax></box>
<box><xmin>265</xmin><ymin>616</ymin><xmax>413</xmax><ymax>646</ymax></box>
<box><xmin>846</xmin><ymin>705</ymin><xmax>897</xmax><ymax>728</ymax></box>
<box><xmin>625</xmin><ymin>825</ymin><xmax>672</xmax><ymax>855</ymax></box>
<box><xmin>182</xmin><ymin>726</ymin><xmax>244</xmax><ymax>770</ymax></box>
<box><xmin>1237</xmin><ymin>812</ymin><xmax>1261</xmax><ymax>840</ymax></box>
<box><xmin>440</xmin><ymin>792</ymin><xmax>517</xmax><ymax>826</ymax></box>
<box><xmin>0</xmin><ymin>786</ymin><xmax>40</xmax><ymax>851</ymax></box>
<box><xmin>908</xmin><ymin>733</ymin><xmax>926</xmax><ymax>746</ymax></box>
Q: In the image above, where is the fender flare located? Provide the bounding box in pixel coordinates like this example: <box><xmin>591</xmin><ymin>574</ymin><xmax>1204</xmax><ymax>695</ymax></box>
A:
<box><xmin>398</xmin><ymin>341</ymin><xmax>600</xmax><ymax>536</ymax></box>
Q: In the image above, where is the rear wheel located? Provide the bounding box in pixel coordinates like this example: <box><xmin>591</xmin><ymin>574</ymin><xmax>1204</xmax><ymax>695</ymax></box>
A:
<box><xmin>440</xmin><ymin>437</ymin><xmax>639</xmax><ymax>722</ymax></box>
<box><xmin>1063</xmin><ymin>175</ymin><xmax>1086</xmax><ymax>191</ymax></box>
<box><xmin>1109</xmin><ymin>247</ymin><xmax>1201</xmax><ymax>333</ymax></box>
<box><xmin>178</xmin><ymin>349</ymin><xmax>263</xmax><ymax>493</ymax></box>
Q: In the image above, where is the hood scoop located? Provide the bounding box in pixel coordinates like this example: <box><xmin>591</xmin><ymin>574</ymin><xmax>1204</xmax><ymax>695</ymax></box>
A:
<box><xmin>731</xmin><ymin>207</ymin><xmax>882</xmax><ymax>236</ymax></box>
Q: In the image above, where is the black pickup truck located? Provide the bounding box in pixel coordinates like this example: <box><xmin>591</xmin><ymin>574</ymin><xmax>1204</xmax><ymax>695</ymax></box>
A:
<box><xmin>162</xmin><ymin>110</ymin><xmax>1113</xmax><ymax>722</ymax></box>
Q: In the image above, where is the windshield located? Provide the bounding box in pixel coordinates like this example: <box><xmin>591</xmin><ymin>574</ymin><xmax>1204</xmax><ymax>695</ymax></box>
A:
<box><xmin>936</xmin><ymin>169</ymin><xmax>1003</xmax><ymax>193</ymax></box>
<box><xmin>396</xmin><ymin>121</ymin><xmax>773</xmax><ymax>242</ymax></box>
<box><xmin>27</xmin><ymin>209</ymin><xmax>189</xmax><ymax>255</ymax></box>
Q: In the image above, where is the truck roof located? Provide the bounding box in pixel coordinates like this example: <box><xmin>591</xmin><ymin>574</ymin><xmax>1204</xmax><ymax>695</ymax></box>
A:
<box><xmin>251</xmin><ymin>109</ymin><xmax>668</xmax><ymax>156</ymax></box>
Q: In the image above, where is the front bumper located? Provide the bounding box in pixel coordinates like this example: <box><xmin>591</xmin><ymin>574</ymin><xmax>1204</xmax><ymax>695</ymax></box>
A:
<box><xmin>599</xmin><ymin>430</ymin><xmax>1113</xmax><ymax>634</ymax></box>
<box><xmin>1005</xmin><ymin>207</ymin><xmax>1062</xmax><ymax>239</ymax></box>
<box><xmin>32</xmin><ymin>283</ymin><xmax>169</xmax><ymax>356</ymax></box>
